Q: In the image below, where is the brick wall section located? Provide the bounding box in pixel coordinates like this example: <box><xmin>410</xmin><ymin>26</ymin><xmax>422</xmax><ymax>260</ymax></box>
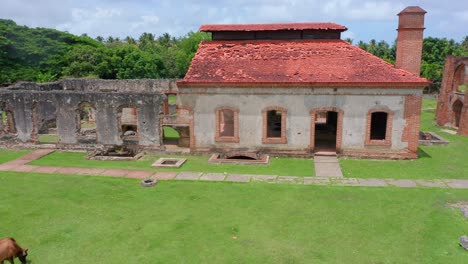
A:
<box><xmin>395</xmin><ymin>8</ymin><xmax>426</xmax><ymax>76</ymax></box>
<box><xmin>436</xmin><ymin>56</ymin><xmax>468</xmax><ymax>135</ymax></box>
<box><xmin>459</xmin><ymin>93</ymin><xmax>468</xmax><ymax>135</ymax></box>
<box><xmin>402</xmin><ymin>95</ymin><xmax>422</xmax><ymax>153</ymax></box>
<box><xmin>436</xmin><ymin>56</ymin><xmax>456</xmax><ymax>126</ymax></box>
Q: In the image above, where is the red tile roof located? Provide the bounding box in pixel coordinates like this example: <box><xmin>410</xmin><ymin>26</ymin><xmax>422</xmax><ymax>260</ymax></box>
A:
<box><xmin>200</xmin><ymin>22</ymin><xmax>347</xmax><ymax>32</ymax></box>
<box><xmin>178</xmin><ymin>40</ymin><xmax>429</xmax><ymax>88</ymax></box>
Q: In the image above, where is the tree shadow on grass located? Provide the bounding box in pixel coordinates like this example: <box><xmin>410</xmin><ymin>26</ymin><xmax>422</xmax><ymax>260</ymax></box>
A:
<box><xmin>417</xmin><ymin>147</ymin><xmax>431</xmax><ymax>158</ymax></box>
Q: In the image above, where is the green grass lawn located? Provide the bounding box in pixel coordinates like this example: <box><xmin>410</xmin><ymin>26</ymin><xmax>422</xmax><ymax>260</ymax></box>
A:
<box><xmin>38</xmin><ymin>134</ymin><xmax>59</xmax><ymax>144</ymax></box>
<box><xmin>29</xmin><ymin>152</ymin><xmax>315</xmax><ymax>176</ymax></box>
<box><xmin>340</xmin><ymin>99</ymin><xmax>468</xmax><ymax>179</ymax></box>
<box><xmin>422</xmin><ymin>97</ymin><xmax>438</xmax><ymax>109</ymax></box>
<box><xmin>0</xmin><ymin>148</ymin><xmax>30</xmax><ymax>164</ymax></box>
<box><xmin>1</xmin><ymin>172</ymin><xmax>467</xmax><ymax>263</ymax></box>
<box><xmin>163</xmin><ymin>126</ymin><xmax>179</xmax><ymax>139</ymax></box>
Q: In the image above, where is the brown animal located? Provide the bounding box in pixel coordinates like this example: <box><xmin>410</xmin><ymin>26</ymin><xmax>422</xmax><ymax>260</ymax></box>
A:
<box><xmin>0</xmin><ymin>238</ymin><xmax>28</xmax><ymax>264</ymax></box>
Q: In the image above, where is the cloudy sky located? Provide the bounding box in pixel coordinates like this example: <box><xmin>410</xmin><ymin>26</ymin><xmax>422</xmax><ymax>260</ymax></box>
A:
<box><xmin>1</xmin><ymin>0</ymin><xmax>467</xmax><ymax>43</ymax></box>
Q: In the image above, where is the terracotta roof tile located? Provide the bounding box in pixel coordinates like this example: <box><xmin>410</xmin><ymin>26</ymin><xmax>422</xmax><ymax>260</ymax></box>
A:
<box><xmin>178</xmin><ymin>40</ymin><xmax>429</xmax><ymax>88</ymax></box>
<box><xmin>200</xmin><ymin>22</ymin><xmax>347</xmax><ymax>32</ymax></box>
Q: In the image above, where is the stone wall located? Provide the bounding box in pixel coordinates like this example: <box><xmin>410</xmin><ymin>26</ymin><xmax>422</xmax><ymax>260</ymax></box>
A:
<box><xmin>0</xmin><ymin>79</ymin><xmax>175</xmax><ymax>148</ymax></box>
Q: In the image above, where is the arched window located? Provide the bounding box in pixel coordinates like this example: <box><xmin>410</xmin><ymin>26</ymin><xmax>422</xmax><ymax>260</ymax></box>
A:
<box><xmin>215</xmin><ymin>107</ymin><xmax>239</xmax><ymax>142</ymax></box>
<box><xmin>365</xmin><ymin>109</ymin><xmax>393</xmax><ymax>146</ymax></box>
<box><xmin>453</xmin><ymin>64</ymin><xmax>467</xmax><ymax>93</ymax></box>
<box><xmin>262</xmin><ymin>107</ymin><xmax>287</xmax><ymax>144</ymax></box>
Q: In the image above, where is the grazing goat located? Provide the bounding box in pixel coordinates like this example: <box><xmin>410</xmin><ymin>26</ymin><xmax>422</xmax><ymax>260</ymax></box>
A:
<box><xmin>0</xmin><ymin>238</ymin><xmax>28</xmax><ymax>264</ymax></box>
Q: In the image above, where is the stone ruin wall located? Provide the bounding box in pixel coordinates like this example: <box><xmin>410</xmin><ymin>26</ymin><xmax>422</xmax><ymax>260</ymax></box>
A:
<box><xmin>0</xmin><ymin>79</ymin><xmax>181</xmax><ymax>150</ymax></box>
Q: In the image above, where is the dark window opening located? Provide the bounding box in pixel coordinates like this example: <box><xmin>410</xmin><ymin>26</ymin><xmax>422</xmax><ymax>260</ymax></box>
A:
<box><xmin>218</xmin><ymin>109</ymin><xmax>234</xmax><ymax>137</ymax></box>
<box><xmin>266</xmin><ymin>110</ymin><xmax>282</xmax><ymax>138</ymax></box>
<box><xmin>370</xmin><ymin>112</ymin><xmax>388</xmax><ymax>140</ymax></box>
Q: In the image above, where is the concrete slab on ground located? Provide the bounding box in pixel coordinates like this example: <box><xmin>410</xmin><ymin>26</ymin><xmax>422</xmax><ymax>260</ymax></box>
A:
<box><xmin>126</xmin><ymin>170</ymin><xmax>153</xmax><ymax>179</ymax></box>
<box><xmin>77</xmin><ymin>168</ymin><xmax>106</xmax><ymax>176</ymax></box>
<box><xmin>314</xmin><ymin>162</ymin><xmax>343</xmax><ymax>177</ymax></box>
<box><xmin>331</xmin><ymin>178</ymin><xmax>360</xmax><ymax>186</ymax></box>
<box><xmin>0</xmin><ymin>163</ymin><xmax>19</xmax><ymax>171</ymax></box>
<box><xmin>55</xmin><ymin>167</ymin><xmax>85</xmax><ymax>175</ymax></box>
<box><xmin>445</xmin><ymin>180</ymin><xmax>468</xmax><ymax>189</ymax></box>
<box><xmin>314</xmin><ymin>156</ymin><xmax>339</xmax><ymax>163</ymax></box>
<box><xmin>386</xmin><ymin>179</ymin><xmax>418</xmax><ymax>188</ymax></box>
<box><xmin>356</xmin><ymin>178</ymin><xmax>388</xmax><ymax>187</ymax></box>
<box><xmin>251</xmin><ymin>174</ymin><xmax>278</xmax><ymax>183</ymax></box>
<box><xmin>225</xmin><ymin>174</ymin><xmax>251</xmax><ymax>183</ymax></box>
<box><xmin>152</xmin><ymin>172</ymin><xmax>177</xmax><ymax>180</ymax></box>
<box><xmin>100</xmin><ymin>169</ymin><xmax>129</xmax><ymax>177</ymax></box>
<box><xmin>18</xmin><ymin>149</ymin><xmax>55</xmax><ymax>161</ymax></box>
<box><xmin>200</xmin><ymin>173</ymin><xmax>226</xmax><ymax>181</ymax></box>
<box><xmin>176</xmin><ymin>172</ymin><xmax>202</xmax><ymax>181</ymax></box>
<box><xmin>304</xmin><ymin>177</ymin><xmax>331</xmax><ymax>185</ymax></box>
<box><xmin>441</xmin><ymin>129</ymin><xmax>457</xmax><ymax>135</ymax></box>
<box><xmin>34</xmin><ymin>166</ymin><xmax>61</xmax><ymax>174</ymax></box>
<box><xmin>12</xmin><ymin>165</ymin><xmax>40</xmax><ymax>172</ymax></box>
<box><xmin>277</xmin><ymin>176</ymin><xmax>304</xmax><ymax>184</ymax></box>
<box><xmin>415</xmin><ymin>180</ymin><xmax>448</xmax><ymax>188</ymax></box>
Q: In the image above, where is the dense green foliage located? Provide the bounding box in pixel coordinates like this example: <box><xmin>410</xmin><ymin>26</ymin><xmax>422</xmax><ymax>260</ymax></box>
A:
<box><xmin>0</xmin><ymin>19</ymin><xmax>210</xmax><ymax>84</ymax></box>
<box><xmin>1</xmin><ymin>18</ymin><xmax>467</xmax><ymax>92</ymax></box>
<box><xmin>352</xmin><ymin>37</ymin><xmax>468</xmax><ymax>92</ymax></box>
<box><xmin>1</xmin><ymin>172</ymin><xmax>468</xmax><ymax>263</ymax></box>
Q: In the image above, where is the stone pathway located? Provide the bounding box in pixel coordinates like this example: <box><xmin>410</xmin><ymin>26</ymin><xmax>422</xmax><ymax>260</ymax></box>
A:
<box><xmin>314</xmin><ymin>155</ymin><xmax>343</xmax><ymax>177</ymax></box>
<box><xmin>1</xmin><ymin>149</ymin><xmax>468</xmax><ymax>189</ymax></box>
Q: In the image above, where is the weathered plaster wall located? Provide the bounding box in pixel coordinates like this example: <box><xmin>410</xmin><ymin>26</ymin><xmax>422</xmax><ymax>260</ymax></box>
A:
<box><xmin>179</xmin><ymin>87</ymin><xmax>422</xmax><ymax>152</ymax></box>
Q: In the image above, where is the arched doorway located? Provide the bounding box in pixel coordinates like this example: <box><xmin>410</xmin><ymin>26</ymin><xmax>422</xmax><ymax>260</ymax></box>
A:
<box><xmin>453</xmin><ymin>100</ymin><xmax>463</xmax><ymax>128</ymax></box>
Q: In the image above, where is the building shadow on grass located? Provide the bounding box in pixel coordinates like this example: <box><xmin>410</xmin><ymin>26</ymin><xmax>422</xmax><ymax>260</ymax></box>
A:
<box><xmin>417</xmin><ymin>147</ymin><xmax>431</xmax><ymax>158</ymax></box>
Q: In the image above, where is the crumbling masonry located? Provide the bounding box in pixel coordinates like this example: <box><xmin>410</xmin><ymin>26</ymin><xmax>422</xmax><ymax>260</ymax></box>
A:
<box><xmin>436</xmin><ymin>56</ymin><xmax>468</xmax><ymax>136</ymax></box>
<box><xmin>0</xmin><ymin>79</ymin><xmax>192</xmax><ymax>150</ymax></box>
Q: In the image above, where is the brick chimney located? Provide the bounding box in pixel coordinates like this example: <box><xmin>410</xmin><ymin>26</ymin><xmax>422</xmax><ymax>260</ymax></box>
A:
<box><xmin>395</xmin><ymin>6</ymin><xmax>426</xmax><ymax>76</ymax></box>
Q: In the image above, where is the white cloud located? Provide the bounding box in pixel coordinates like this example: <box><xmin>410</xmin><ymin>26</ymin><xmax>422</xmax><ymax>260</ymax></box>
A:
<box><xmin>0</xmin><ymin>0</ymin><xmax>466</xmax><ymax>42</ymax></box>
